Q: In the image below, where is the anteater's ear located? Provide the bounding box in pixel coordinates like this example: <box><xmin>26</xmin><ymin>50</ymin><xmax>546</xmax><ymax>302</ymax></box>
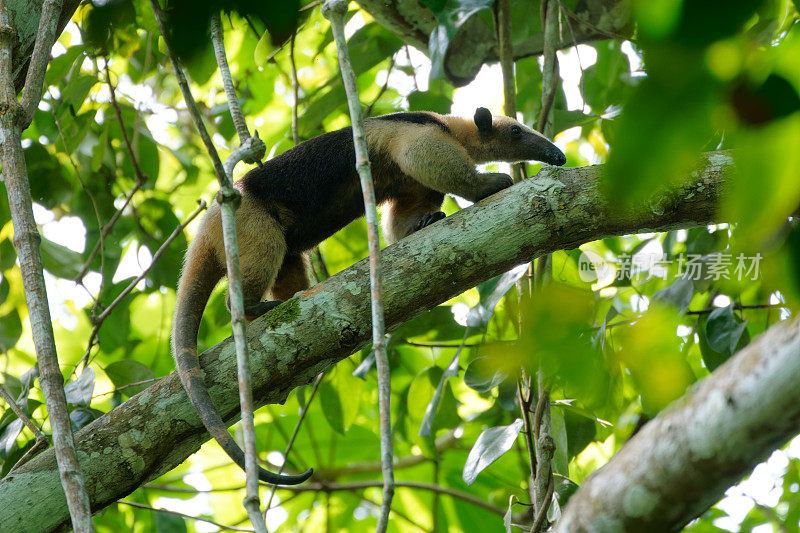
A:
<box><xmin>474</xmin><ymin>107</ymin><xmax>493</xmax><ymax>135</ymax></box>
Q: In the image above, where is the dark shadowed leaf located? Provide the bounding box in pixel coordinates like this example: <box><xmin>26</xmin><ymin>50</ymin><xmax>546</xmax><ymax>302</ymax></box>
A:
<box><xmin>0</xmin><ymin>239</ymin><xmax>16</xmax><ymax>271</ymax></box>
<box><xmin>0</xmin><ymin>310</ymin><xmax>22</xmax><ymax>351</ymax></box>
<box><xmin>462</xmin><ymin>418</ymin><xmax>523</xmax><ymax>486</ymax></box>
<box><xmin>319</xmin><ymin>381</ymin><xmax>345</xmax><ymax>435</ymax></box>
<box><xmin>705</xmin><ymin>304</ymin><xmax>749</xmax><ymax>355</ymax></box>
<box><xmin>419</xmin><ymin>346</ymin><xmax>462</xmax><ymax>437</ymax></box>
<box><xmin>105</xmin><ymin>360</ymin><xmax>154</xmax><ymax>398</ymax></box>
<box><xmin>154</xmin><ymin>510</ymin><xmax>188</xmax><ymax>533</ymax></box>
<box><xmin>69</xmin><ymin>408</ymin><xmax>100</xmax><ymax>431</ymax></box>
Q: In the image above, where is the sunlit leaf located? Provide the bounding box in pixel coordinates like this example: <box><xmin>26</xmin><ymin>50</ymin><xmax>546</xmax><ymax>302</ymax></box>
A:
<box><xmin>64</xmin><ymin>368</ymin><xmax>95</xmax><ymax>408</ymax></box>
<box><xmin>462</xmin><ymin>419</ymin><xmax>523</xmax><ymax>486</ymax></box>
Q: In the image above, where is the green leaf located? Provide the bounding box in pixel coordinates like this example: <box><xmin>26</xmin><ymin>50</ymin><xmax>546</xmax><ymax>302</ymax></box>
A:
<box><xmin>407</xmin><ymin>90</ymin><xmax>453</xmax><ymax>115</ymax></box>
<box><xmin>652</xmin><ymin>277</ymin><xmax>694</xmax><ymax>313</ymax></box>
<box><xmin>464</xmin><ymin>357</ymin><xmax>509</xmax><ymax>393</ymax></box>
<box><xmin>419</xmin><ymin>349</ymin><xmax>461</xmax><ymax>437</ymax></box>
<box><xmin>424</xmin><ymin>0</ymin><xmax>493</xmax><ymax>81</ymax></box>
<box><xmin>319</xmin><ymin>381</ymin><xmax>345</xmax><ymax>435</ymax></box>
<box><xmin>0</xmin><ymin>419</ymin><xmax>23</xmax><ymax>454</ymax></box>
<box><xmin>154</xmin><ymin>511</ymin><xmax>187</xmax><ymax>533</ymax></box>
<box><xmin>462</xmin><ymin>418</ymin><xmax>523</xmax><ymax>486</ymax></box>
<box><xmin>64</xmin><ymin>368</ymin><xmax>95</xmax><ymax>408</ymax></box>
<box><xmin>0</xmin><ymin>239</ymin><xmax>16</xmax><ymax>271</ymax></box>
<box><xmin>705</xmin><ymin>305</ymin><xmax>749</xmax><ymax>355</ymax></box>
<box><xmin>550</xmin><ymin>407</ymin><xmax>569</xmax><ymax>476</ymax></box>
<box><xmin>253</xmin><ymin>30</ymin><xmax>275</xmax><ymax>67</ymax></box>
<box><xmin>104</xmin><ymin>360</ymin><xmax>155</xmax><ymax>398</ymax></box>
<box><xmin>0</xmin><ymin>277</ymin><xmax>9</xmax><ymax>305</ymax></box>
<box><xmin>40</xmin><ymin>238</ymin><xmax>84</xmax><ymax>279</ymax></box>
<box><xmin>466</xmin><ymin>264</ymin><xmax>527</xmax><ymax>327</ymax></box>
<box><xmin>408</xmin><ymin>367</ymin><xmax>460</xmax><ymax>439</ymax></box>
<box><xmin>0</xmin><ymin>310</ymin><xmax>22</xmax><ymax>351</ymax></box>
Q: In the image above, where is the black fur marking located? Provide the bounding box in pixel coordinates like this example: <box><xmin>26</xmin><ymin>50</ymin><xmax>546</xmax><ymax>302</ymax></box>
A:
<box><xmin>241</xmin><ymin>127</ymin><xmax>362</xmax><ymax>252</ymax></box>
<box><xmin>240</xmin><ymin>119</ymin><xmax>417</xmax><ymax>253</ymax></box>
<box><xmin>376</xmin><ymin>112</ymin><xmax>450</xmax><ymax>134</ymax></box>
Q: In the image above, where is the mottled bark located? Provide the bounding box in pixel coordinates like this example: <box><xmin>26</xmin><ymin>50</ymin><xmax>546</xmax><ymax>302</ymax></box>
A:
<box><xmin>555</xmin><ymin>316</ymin><xmax>800</xmax><ymax>532</ymax></box>
<box><xmin>6</xmin><ymin>0</ymin><xmax>80</xmax><ymax>91</ymax></box>
<box><xmin>355</xmin><ymin>0</ymin><xmax>631</xmax><ymax>86</ymax></box>
<box><xmin>0</xmin><ymin>153</ymin><xmax>733</xmax><ymax>532</ymax></box>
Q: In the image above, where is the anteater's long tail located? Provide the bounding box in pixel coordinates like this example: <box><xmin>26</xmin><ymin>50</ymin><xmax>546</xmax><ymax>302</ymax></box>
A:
<box><xmin>171</xmin><ymin>238</ymin><xmax>313</xmax><ymax>485</ymax></box>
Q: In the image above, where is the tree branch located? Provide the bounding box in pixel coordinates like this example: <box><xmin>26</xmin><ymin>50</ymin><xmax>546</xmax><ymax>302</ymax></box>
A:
<box><xmin>0</xmin><ymin>1</ymin><xmax>93</xmax><ymax>530</ymax></box>
<box><xmin>354</xmin><ymin>0</ymin><xmax>631</xmax><ymax>86</ymax></box>
<box><xmin>323</xmin><ymin>1</ymin><xmax>394</xmax><ymax>530</ymax></box>
<box><xmin>0</xmin><ymin>154</ymin><xmax>736</xmax><ymax>532</ymax></box>
<box><xmin>554</xmin><ymin>314</ymin><xmax>800</xmax><ymax>532</ymax></box>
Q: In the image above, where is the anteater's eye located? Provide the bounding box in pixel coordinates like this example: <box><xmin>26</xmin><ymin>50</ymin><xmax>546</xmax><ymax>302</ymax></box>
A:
<box><xmin>510</xmin><ymin>125</ymin><xmax>522</xmax><ymax>135</ymax></box>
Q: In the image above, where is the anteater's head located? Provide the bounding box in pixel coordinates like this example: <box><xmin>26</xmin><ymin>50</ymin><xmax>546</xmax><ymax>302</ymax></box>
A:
<box><xmin>472</xmin><ymin>107</ymin><xmax>566</xmax><ymax>166</ymax></box>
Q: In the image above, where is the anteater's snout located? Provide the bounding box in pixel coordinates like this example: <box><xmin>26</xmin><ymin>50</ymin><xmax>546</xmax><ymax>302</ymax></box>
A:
<box><xmin>548</xmin><ymin>147</ymin><xmax>567</xmax><ymax>166</ymax></box>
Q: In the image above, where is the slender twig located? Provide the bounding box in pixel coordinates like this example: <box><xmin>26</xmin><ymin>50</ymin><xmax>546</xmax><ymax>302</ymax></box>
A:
<box><xmin>687</xmin><ymin>303</ymin><xmax>784</xmax><ymax>315</ymax></box>
<box><xmin>517</xmin><ymin>379</ymin><xmax>538</xmax><ymax>481</ymax></box>
<box><xmin>0</xmin><ymin>383</ymin><xmax>49</xmax><ymax>474</ymax></box>
<box><xmin>285</xmin><ymin>40</ymin><xmax>330</xmax><ymax>288</ymax></box>
<box><xmin>0</xmin><ymin>1</ymin><xmax>94</xmax><ymax>530</ymax></box>
<box><xmin>90</xmin><ymin>376</ymin><xmax>162</xmax><ymax>399</ymax></box>
<box><xmin>211</xmin><ymin>13</ymin><xmax>265</xmax><ymax>167</ymax></box>
<box><xmin>153</xmin><ymin>3</ymin><xmax>267</xmax><ymax>528</ymax></box>
<box><xmin>0</xmin><ymin>384</ymin><xmax>46</xmax><ymax>440</ymax></box>
<box><xmin>496</xmin><ymin>0</ymin><xmax>541</xmax><ymax>513</ymax></box>
<box><xmin>7</xmin><ymin>435</ymin><xmax>49</xmax><ymax>474</ymax></box>
<box><xmin>48</xmin><ymin>87</ymin><xmax>105</xmax><ymax>297</ymax></box>
<box><xmin>553</xmin><ymin>0</ymin><xmax>630</xmax><ymax>42</ymax></box>
<box><xmin>364</xmin><ymin>55</ymin><xmax>396</xmax><ymax>118</ymax></box>
<box><xmin>211</xmin><ymin>16</ymin><xmax>268</xmax><ymax>528</ymax></box>
<box><xmin>264</xmin><ymin>371</ymin><xmax>325</xmax><ymax>519</ymax></box>
<box><xmin>74</xmin><ymin>181</ymin><xmax>143</xmax><ymax>283</ymax></box>
<box><xmin>118</xmin><ymin>500</ymin><xmax>254</xmax><ymax>532</ymax></box>
<box><xmin>278</xmin><ymin>480</ymin><xmax>504</xmax><ymax>517</ymax></box>
<box><xmin>494</xmin><ymin>0</ymin><xmax>523</xmax><ymax>184</ymax></box>
<box><xmin>403</xmin><ymin>340</ymin><xmax>490</xmax><ymax>349</ymax></box>
<box><xmin>530</xmin><ymin>474</ymin><xmax>554</xmax><ymax>533</ymax></box>
<box><xmin>289</xmin><ymin>30</ymin><xmax>300</xmax><ymax>146</ymax></box>
<box><xmin>322</xmin><ymin>2</ymin><xmax>393</xmax><ymax>531</ymax></box>
<box><xmin>19</xmin><ymin>0</ymin><xmax>63</xmax><ymax>127</ymax></box>
<box><xmin>95</xmin><ymin>201</ymin><xmax>206</xmax><ymax>324</ymax></box>
<box><xmin>531</xmin><ymin>3</ymin><xmax>560</xmax><ymax>531</ymax></box>
<box><xmin>104</xmin><ymin>60</ymin><xmax>147</xmax><ymax>184</ymax></box>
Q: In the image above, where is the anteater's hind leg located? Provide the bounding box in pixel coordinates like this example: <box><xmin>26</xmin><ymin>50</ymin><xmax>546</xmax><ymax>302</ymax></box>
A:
<box><xmin>221</xmin><ymin>194</ymin><xmax>287</xmax><ymax>320</ymax></box>
<box><xmin>382</xmin><ymin>185</ymin><xmax>446</xmax><ymax>244</ymax></box>
<box><xmin>270</xmin><ymin>253</ymin><xmax>312</xmax><ymax>301</ymax></box>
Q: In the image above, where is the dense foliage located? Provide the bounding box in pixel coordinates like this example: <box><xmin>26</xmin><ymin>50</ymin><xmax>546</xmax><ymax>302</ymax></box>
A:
<box><xmin>1</xmin><ymin>0</ymin><xmax>800</xmax><ymax>531</ymax></box>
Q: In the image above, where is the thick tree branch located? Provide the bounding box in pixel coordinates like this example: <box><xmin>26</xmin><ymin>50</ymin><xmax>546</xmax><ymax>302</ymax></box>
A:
<box><xmin>6</xmin><ymin>0</ymin><xmax>80</xmax><ymax>92</ymax></box>
<box><xmin>0</xmin><ymin>154</ymin><xmax>735</xmax><ymax>532</ymax></box>
<box><xmin>355</xmin><ymin>0</ymin><xmax>631</xmax><ymax>86</ymax></box>
<box><xmin>554</xmin><ymin>314</ymin><xmax>800</xmax><ymax>532</ymax></box>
